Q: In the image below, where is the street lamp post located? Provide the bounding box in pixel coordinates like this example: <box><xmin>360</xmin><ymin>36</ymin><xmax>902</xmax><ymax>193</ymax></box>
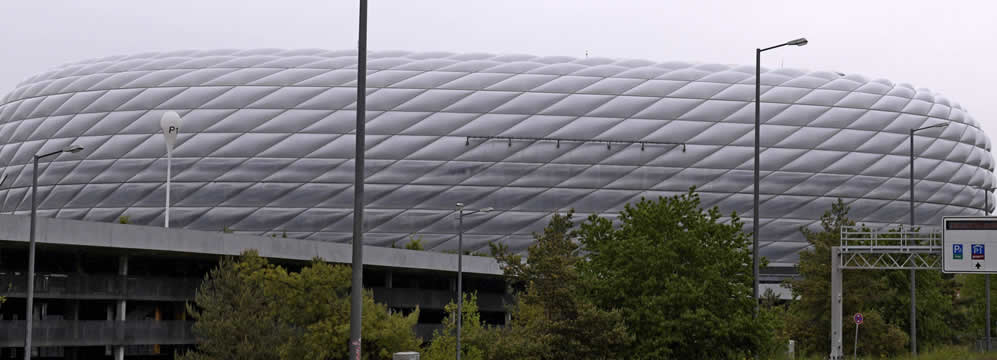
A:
<box><xmin>987</xmin><ymin>188</ymin><xmax>993</xmax><ymax>352</ymax></box>
<box><xmin>754</xmin><ymin>37</ymin><xmax>807</xmax><ymax>316</ymax></box>
<box><xmin>24</xmin><ymin>144</ymin><xmax>84</xmax><ymax>360</ymax></box>
<box><xmin>455</xmin><ymin>203</ymin><xmax>491</xmax><ymax>360</ymax></box>
<box><xmin>976</xmin><ymin>185</ymin><xmax>994</xmax><ymax>351</ymax></box>
<box><xmin>908</xmin><ymin>122</ymin><xmax>947</xmax><ymax>356</ymax></box>
<box><xmin>349</xmin><ymin>1</ymin><xmax>368</xmax><ymax>359</ymax></box>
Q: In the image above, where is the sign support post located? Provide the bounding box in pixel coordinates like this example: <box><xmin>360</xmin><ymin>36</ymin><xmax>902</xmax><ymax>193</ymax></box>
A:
<box><xmin>854</xmin><ymin>323</ymin><xmax>859</xmax><ymax>359</ymax></box>
<box><xmin>984</xmin><ymin>274</ymin><xmax>993</xmax><ymax>352</ymax></box>
<box><xmin>853</xmin><ymin>313</ymin><xmax>863</xmax><ymax>359</ymax></box>
<box><xmin>160</xmin><ymin>112</ymin><xmax>181</xmax><ymax>228</ymax></box>
<box><xmin>830</xmin><ymin>246</ymin><xmax>843</xmax><ymax>359</ymax></box>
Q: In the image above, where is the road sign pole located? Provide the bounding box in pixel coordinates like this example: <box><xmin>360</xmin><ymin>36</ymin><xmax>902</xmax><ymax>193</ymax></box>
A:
<box><xmin>854</xmin><ymin>322</ymin><xmax>859</xmax><ymax>359</ymax></box>
<box><xmin>853</xmin><ymin>313</ymin><xmax>863</xmax><ymax>359</ymax></box>
<box><xmin>980</xmin><ymin>190</ymin><xmax>993</xmax><ymax>352</ymax></box>
<box><xmin>830</xmin><ymin>247</ymin><xmax>843</xmax><ymax>359</ymax></box>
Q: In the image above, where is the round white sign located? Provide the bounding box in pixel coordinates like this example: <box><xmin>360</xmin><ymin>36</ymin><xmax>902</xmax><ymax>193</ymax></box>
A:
<box><xmin>160</xmin><ymin>111</ymin><xmax>182</xmax><ymax>151</ymax></box>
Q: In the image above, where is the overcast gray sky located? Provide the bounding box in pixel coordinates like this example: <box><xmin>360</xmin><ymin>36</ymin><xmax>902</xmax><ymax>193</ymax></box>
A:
<box><xmin>2</xmin><ymin>0</ymin><xmax>995</xmax><ymax>142</ymax></box>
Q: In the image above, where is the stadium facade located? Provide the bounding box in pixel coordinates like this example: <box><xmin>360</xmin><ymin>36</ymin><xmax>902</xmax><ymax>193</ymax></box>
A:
<box><xmin>0</xmin><ymin>49</ymin><xmax>992</xmax><ymax>264</ymax></box>
<box><xmin>0</xmin><ymin>49</ymin><xmax>993</xmax><ymax>358</ymax></box>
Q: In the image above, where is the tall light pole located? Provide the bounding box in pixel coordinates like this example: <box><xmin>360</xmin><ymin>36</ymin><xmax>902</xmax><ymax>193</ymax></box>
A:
<box><xmin>455</xmin><ymin>203</ymin><xmax>491</xmax><ymax>360</ymax></box>
<box><xmin>908</xmin><ymin>122</ymin><xmax>947</xmax><ymax>356</ymax></box>
<box><xmin>160</xmin><ymin>111</ymin><xmax>182</xmax><ymax>228</ymax></box>
<box><xmin>754</xmin><ymin>37</ymin><xmax>807</xmax><ymax>316</ymax></box>
<box><xmin>24</xmin><ymin>144</ymin><xmax>84</xmax><ymax>360</ymax></box>
<box><xmin>976</xmin><ymin>185</ymin><xmax>994</xmax><ymax>352</ymax></box>
<box><xmin>349</xmin><ymin>1</ymin><xmax>368</xmax><ymax>359</ymax></box>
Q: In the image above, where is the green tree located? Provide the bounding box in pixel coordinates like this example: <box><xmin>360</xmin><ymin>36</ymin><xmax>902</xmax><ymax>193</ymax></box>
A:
<box><xmin>273</xmin><ymin>259</ymin><xmax>421</xmax><ymax>360</ymax></box>
<box><xmin>421</xmin><ymin>292</ymin><xmax>487</xmax><ymax>360</ymax></box>
<box><xmin>177</xmin><ymin>251</ymin><xmax>421</xmax><ymax>360</ymax></box>
<box><xmin>575</xmin><ymin>190</ymin><xmax>776</xmax><ymax>359</ymax></box>
<box><xmin>941</xmin><ymin>274</ymin><xmax>981</xmax><ymax>344</ymax></box>
<box><xmin>489</xmin><ymin>210</ymin><xmax>630</xmax><ymax>360</ymax></box>
<box><xmin>178</xmin><ymin>250</ymin><xmax>287</xmax><ymax>360</ymax></box>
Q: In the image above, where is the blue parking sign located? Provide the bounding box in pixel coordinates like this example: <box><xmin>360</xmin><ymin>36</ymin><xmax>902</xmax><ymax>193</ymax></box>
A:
<box><xmin>973</xmin><ymin>244</ymin><xmax>986</xmax><ymax>260</ymax></box>
<box><xmin>954</xmin><ymin>244</ymin><xmax>963</xmax><ymax>260</ymax></box>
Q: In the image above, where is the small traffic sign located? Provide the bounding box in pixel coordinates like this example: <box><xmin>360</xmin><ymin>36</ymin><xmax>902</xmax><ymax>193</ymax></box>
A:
<box><xmin>853</xmin><ymin>313</ymin><xmax>863</xmax><ymax>325</ymax></box>
<box><xmin>974</xmin><ymin>244</ymin><xmax>986</xmax><ymax>260</ymax></box>
<box><xmin>954</xmin><ymin>244</ymin><xmax>963</xmax><ymax>259</ymax></box>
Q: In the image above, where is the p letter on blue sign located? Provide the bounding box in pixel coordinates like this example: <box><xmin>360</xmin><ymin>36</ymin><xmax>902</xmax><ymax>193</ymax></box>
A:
<box><xmin>954</xmin><ymin>244</ymin><xmax>964</xmax><ymax>260</ymax></box>
<box><xmin>973</xmin><ymin>244</ymin><xmax>986</xmax><ymax>260</ymax></box>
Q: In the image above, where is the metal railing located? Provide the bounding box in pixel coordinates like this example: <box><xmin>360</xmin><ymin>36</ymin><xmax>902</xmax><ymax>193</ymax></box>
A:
<box><xmin>0</xmin><ymin>272</ymin><xmax>199</xmax><ymax>301</ymax></box>
<box><xmin>839</xmin><ymin>225</ymin><xmax>942</xmax><ymax>270</ymax></box>
<box><xmin>370</xmin><ymin>287</ymin><xmax>511</xmax><ymax>312</ymax></box>
<box><xmin>0</xmin><ymin>320</ymin><xmax>194</xmax><ymax>347</ymax></box>
<box><xmin>840</xmin><ymin>225</ymin><xmax>942</xmax><ymax>252</ymax></box>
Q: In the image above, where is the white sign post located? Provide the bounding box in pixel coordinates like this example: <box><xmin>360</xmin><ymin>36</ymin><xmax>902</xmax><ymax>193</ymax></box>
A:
<box><xmin>160</xmin><ymin>111</ymin><xmax>181</xmax><ymax>228</ymax></box>
<box><xmin>943</xmin><ymin>216</ymin><xmax>997</xmax><ymax>274</ymax></box>
<box><xmin>853</xmin><ymin>313</ymin><xmax>863</xmax><ymax>359</ymax></box>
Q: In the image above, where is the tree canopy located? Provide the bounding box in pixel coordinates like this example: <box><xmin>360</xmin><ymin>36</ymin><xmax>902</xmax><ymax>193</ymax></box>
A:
<box><xmin>472</xmin><ymin>190</ymin><xmax>777</xmax><ymax>359</ymax></box>
<box><xmin>178</xmin><ymin>250</ymin><xmax>420</xmax><ymax>360</ymax></box>
<box><xmin>576</xmin><ymin>190</ymin><xmax>778</xmax><ymax>359</ymax></box>
<box><xmin>488</xmin><ymin>209</ymin><xmax>630</xmax><ymax>360</ymax></box>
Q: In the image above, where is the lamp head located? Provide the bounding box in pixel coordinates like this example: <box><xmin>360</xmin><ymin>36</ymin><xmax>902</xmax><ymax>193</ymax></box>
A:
<box><xmin>786</xmin><ymin>38</ymin><xmax>808</xmax><ymax>46</ymax></box>
<box><xmin>456</xmin><ymin>202</ymin><xmax>465</xmax><ymax>210</ymax></box>
<box><xmin>63</xmin><ymin>144</ymin><xmax>84</xmax><ymax>153</ymax></box>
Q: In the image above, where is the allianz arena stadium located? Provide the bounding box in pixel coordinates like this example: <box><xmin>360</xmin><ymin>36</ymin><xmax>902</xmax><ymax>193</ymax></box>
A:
<box><xmin>0</xmin><ymin>49</ymin><xmax>992</xmax><ymax>266</ymax></box>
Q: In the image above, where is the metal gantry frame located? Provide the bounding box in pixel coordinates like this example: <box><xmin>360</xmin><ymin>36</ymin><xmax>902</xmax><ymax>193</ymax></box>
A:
<box><xmin>830</xmin><ymin>225</ymin><xmax>942</xmax><ymax>359</ymax></box>
<box><xmin>839</xmin><ymin>225</ymin><xmax>942</xmax><ymax>270</ymax></box>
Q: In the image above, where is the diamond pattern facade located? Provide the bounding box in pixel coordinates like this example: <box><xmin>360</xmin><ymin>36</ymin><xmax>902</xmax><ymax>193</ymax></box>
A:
<box><xmin>0</xmin><ymin>49</ymin><xmax>992</xmax><ymax>264</ymax></box>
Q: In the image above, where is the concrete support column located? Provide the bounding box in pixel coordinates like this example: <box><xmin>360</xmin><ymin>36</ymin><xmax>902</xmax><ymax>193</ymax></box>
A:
<box><xmin>830</xmin><ymin>246</ymin><xmax>843</xmax><ymax>359</ymax></box>
<box><xmin>114</xmin><ymin>255</ymin><xmax>128</xmax><ymax>360</ymax></box>
<box><xmin>68</xmin><ymin>251</ymin><xmax>81</xmax><ymax>360</ymax></box>
<box><xmin>66</xmin><ymin>300</ymin><xmax>79</xmax><ymax>360</ymax></box>
<box><xmin>385</xmin><ymin>270</ymin><xmax>393</xmax><ymax>289</ymax></box>
<box><xmin>105</xmin><ymin>306</ymin><xmax>113</xmax><ymax>356</ymax></box>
